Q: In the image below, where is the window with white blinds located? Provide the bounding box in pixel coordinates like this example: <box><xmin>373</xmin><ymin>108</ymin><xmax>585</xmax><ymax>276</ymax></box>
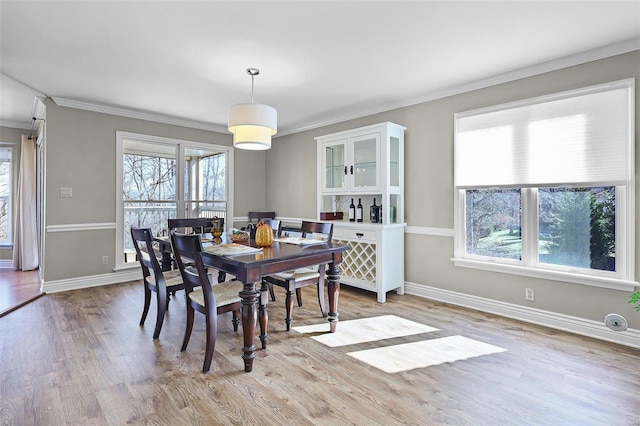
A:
<box><xmin>453</xmin><ymin>79</ymin><xmax>636</xmax><ymax>291</ymax></box>
<box><xmin>455</xmin><ymin>79</ymin><xmax>633</xmax><ymax>189</ymax></box>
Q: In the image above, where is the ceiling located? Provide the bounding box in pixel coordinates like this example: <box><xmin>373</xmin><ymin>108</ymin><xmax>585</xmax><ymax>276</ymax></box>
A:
<box><xmin>1</xmin><ymin>1</ymin><xmax>639</xmax><ymax>136</ymax></box>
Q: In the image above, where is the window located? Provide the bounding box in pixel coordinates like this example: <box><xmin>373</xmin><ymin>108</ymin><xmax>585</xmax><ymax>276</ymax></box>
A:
<box><xmin>116</xmin><ymin>132</ymin><xmax>233</xmax><ymax>270</ymax></box>
<box><xmin>0</xmin><ymin>146</ymin><xmax>12</xmax><ymax>246</ymax></box>
<box><xmin>454</xmin><ymin>79</ymin><xmax>635</xmax><ymax>290</ymax></box>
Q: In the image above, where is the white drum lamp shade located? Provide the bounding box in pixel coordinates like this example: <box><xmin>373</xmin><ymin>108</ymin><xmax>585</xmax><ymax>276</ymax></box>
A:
<box><xmin>228</xmin><ymin>103</ymin><xmax>277</xmax><ymax>150</ymax></box>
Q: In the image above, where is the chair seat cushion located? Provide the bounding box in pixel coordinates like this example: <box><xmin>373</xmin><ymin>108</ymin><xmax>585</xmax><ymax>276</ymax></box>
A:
<box><xmin>272</xmin><ymin>267</ymin><xmax>319</xmax><ymax>282</ymax></box>
<box><xmin>148</xmin><ymin>269</ymin><xmax>183</xmax><ymax>287</ymax></box>
<box><xmin>188</xmin><ymin>281</ymin><xmax>243</xmax><ymax>308</ymax></box>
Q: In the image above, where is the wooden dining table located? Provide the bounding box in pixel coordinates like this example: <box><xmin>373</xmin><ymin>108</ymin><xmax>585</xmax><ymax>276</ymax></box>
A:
<box><xmin>199</xmin><ymin>238</ymin><xmax>349</xmax><ymax>373</ymax></box>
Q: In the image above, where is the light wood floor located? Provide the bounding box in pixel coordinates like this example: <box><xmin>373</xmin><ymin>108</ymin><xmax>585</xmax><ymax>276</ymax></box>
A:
<box><xmin>0</xmin><ymin>269</ymin><xmax>42</xmax><ymax>317</ymax></box>
<box><xmin>1</xmin><ymin>281</ymin><xmax>638</xmax><ymax>425</ymax></box>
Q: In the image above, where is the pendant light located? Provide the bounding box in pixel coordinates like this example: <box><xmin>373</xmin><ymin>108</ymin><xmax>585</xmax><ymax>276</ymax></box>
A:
<box><xmin>228</xmin><ymin>68</ymin><xmax>277</xmax><ymax>150</ymax></box>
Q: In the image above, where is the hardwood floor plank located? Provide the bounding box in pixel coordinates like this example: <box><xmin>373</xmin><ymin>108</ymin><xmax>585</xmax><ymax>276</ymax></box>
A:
<box><xmin>1</xmin><ymin>281</ymin><xmax>638</xmax><ymax>425</ymax></box>
<box><xmin>0</xmin><ymin>269</ymin><xmax>42</xmax><ymax>317</ymax></box>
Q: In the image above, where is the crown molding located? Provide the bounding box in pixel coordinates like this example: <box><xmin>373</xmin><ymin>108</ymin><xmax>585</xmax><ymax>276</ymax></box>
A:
<box><xmin>51</xmin><ymin>97</ymin><xmax>229</xmax><ymax>134</ymax></box>
<box><xmin>0</xmin><ymin>120</ymin><xmax>33</xmax><ymax>130</ymax></box>
<box><xmin>279</xmin><ymin>38</ymin><xmax>640</xmax><ymax>137</ymax></box>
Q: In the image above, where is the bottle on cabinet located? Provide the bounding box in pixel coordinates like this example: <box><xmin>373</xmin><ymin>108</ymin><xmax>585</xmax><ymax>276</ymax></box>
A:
<box><xmin>370</xmin><ymin>198</ymin><xmax>379</xmax><ymax>223</ymax></box>
<box><xmin>349</xmin><ymin>198</ymin><xmax>356</xmax><ymax>222</ymax></box>
<box><xmin>356</xmin><ymin>198</ymin><xmax>363</xmax><ymax>222</ymax></box>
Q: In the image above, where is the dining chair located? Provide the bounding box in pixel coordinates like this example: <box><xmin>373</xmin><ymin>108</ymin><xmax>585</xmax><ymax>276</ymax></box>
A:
<box><xmin>248</xmin><ymin>211</ymin><xmax>276</xmax><ymax>222</ymax></box>
<box><xmin>130</xmin><ymin>227</ymin><xmax>184</xmax><ymax>339</ymax></box>
<box><xmin>167</xmin><ymin>217</ymin><xmax>208</xmax><ymax>235</ymax></box>
<box><xmin>170</xmin><ymin>231</ymin><xmax>243</xmax><ymax>373</ymax></box>
<box><xmin>262</xmin><ymin>221</ymin><xmax>333</xmax><ymax>330</ymax></box>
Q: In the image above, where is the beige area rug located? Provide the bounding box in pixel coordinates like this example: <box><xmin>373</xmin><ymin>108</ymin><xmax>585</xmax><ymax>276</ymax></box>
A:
<box><xmin>347</xmin><ymin>335</ymin><xmax>507</xmax><ymax>373</ymax></box>
<box><xmin>292</xmin><ymin>315</ymin><xmax>439</xmax><ymax>347</ymax></box>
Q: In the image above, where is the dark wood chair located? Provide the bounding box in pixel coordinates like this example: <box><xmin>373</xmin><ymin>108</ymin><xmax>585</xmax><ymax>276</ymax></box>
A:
<box><xmin>170</xmin><ymin>231</ymin><xmax>243</xmax><ymax>373</ymax></box>
<box><xmin>130</xmin><ymin>227</ymin><xmax>184</xmax><ymax>339</ymax></box>
<box><xmin>262</xmin><ymin>221</ymin><xmax>333</xmax><ymax>330</ymax></box>
<box><xmin>167</xmin><ymin>218</ymin><xmax>208</xmax><ymax>234</ymax></box>
<box><xmin>247</xmin><ymin>211</ymin><xmax>276</xmax><ymax>228</ymax></box>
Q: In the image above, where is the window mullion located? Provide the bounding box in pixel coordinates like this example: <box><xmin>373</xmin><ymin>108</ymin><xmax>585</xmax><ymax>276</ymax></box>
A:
<box><xmin>521</xmin><ymin>188</ymin><xmax>538</xmax><ymax>267</ymax></box>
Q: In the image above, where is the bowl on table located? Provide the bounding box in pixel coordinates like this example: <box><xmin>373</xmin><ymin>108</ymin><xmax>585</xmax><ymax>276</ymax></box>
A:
<box><xmin>230</xmin><ymin>232</ymin><xmax>249</xmax><ymax>243</ymax></box>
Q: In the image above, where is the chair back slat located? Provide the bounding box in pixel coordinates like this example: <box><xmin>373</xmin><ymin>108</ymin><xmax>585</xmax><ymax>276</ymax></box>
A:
<box><xmin>248</xmin><ymin>211</ymin><xmax>276</xmax><ymax>223</ymax></box>
<box><xmin>170</xmin><ymin>231</ymin><xmax>215</xmax><ymax>306</ymax></box>
<box><xmin>168</xmin><ymin>218</ymin><xmax>208</xmax><ymax>234</ymax></box>
<box><xmin>301</xmin><ymin>221</ymin><xmax>333</xmax><ymax>243</ymax></box>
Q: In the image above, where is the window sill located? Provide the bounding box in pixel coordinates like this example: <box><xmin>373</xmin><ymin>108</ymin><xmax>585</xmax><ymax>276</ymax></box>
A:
<box><xmin>451</xmin><ymin>257</ymin><xmax>638</xmax><ymax>292</ymax></box>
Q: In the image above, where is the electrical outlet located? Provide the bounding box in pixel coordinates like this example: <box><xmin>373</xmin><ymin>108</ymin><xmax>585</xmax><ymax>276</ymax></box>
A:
<box><xmin>525</xmin><ymin>288</ymin><xmax>535</xmax><ymax>301</ymax></box>
<box><xmin>60</xmin><ymin>187</ymin><xmax>73</xmax><ymax>197</ymax></box>
<box><xmin>101</xmin><ymin>256</ymin><xmax>109</xmax><ymax>265</ymax></box>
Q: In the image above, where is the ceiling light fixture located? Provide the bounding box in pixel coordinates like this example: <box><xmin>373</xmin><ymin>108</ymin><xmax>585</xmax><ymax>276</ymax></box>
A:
<box><xmin>228</xmin><ymin>68</ymin><xmax>277</xmax><ymax>150</ymax></box>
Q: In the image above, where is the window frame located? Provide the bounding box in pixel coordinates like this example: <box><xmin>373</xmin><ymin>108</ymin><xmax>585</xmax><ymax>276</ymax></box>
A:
<box><xmin>115</xmin><ymin>131</ymin><xmax>234</xmax><ymax>271</ymax></box>
<box><xmin>452</xmin><ymin>80</ymin><xmax>636</xmax><ymax>292</ymax></box>
<box><xmin>0</xmin><ymin>145</ymin><xmax>12</xmax><ymax>247</ymax></box>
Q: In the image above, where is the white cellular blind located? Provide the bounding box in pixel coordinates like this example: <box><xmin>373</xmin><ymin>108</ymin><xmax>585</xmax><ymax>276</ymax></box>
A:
<box><xmin>455</xmin><ymin>80</ymin><xmax>633</xmax><ymax>189</ymax></box>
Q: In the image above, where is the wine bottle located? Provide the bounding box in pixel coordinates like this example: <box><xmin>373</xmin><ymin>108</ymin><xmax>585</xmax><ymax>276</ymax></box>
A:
<box><xmin>349</xmin><ymin>198</ymin><xmax>356</xmax><ymax>222</ymax></box>
<box><xmin>370</xmin><ymin>198</ymin><xmax>378</xmax><ymax>223</ymax></box>
<box><xmin>356</xmin><ymin>198</ymin><xmax>363</xmax><ymax>222</ymax></box>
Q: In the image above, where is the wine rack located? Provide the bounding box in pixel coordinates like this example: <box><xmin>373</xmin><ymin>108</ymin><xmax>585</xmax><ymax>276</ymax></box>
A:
<box><xmin>333</xmin><ymin>238</ymin><xmax>377</xmax><ymax>283</ymax></box>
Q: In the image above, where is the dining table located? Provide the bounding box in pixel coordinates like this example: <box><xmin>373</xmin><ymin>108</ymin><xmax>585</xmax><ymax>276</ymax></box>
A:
<box><xmin>199</xmin><ymin>236</ymin><xmax>349</xmax><ymax>373</ymax></box>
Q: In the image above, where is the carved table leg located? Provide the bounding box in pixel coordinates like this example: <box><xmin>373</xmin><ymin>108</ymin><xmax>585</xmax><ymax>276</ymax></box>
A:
<box><xmin>258</xmin><ymin>280</ymin><xmax>269</xmax><ymax>350</ymax></box>
<box><xmin>240</xmin><ymin>282</ymin><xmax>258</xmax><ymax>372</ymax></box>
<box><xmin>326</xmin><ymin>262</ymin><xmax>341</xmax><ymax>333</ymax></box>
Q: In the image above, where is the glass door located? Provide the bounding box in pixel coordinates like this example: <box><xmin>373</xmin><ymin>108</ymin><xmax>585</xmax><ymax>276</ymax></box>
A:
<box><xmin>184</xmin><ymin>147</ymin><xmax>228</xmax><ymax>229</ymax></box>
<box><xmin>351</xmin><ymin>133</ymin><xmax>379</xmax><ymax>191</ymax></box>
<box><xmin>322</xmin><ymin>139</ymin><xmax>348</xmax><ymax>193</ymax></box>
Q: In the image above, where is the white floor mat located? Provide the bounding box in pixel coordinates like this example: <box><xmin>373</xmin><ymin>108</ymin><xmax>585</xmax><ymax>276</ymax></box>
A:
<box><xmin>292</xmin><ymin>315</ymin><xmax>439</xmax><ymax>347</ymax></box>
<box><xmin>347</xmin><ymin>335</ymin><xmax>507</xmax><ymax>373</ymax></box>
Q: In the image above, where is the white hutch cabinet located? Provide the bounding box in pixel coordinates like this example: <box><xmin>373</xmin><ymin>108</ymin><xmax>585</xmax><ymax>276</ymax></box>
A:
<box><xmin>316</xmin><ymin>122</ymin><xmax>405</xmax><ymax>303</ymax></box>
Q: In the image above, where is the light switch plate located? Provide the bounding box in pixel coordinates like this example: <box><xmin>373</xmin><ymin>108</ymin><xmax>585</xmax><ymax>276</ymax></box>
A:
<box><xmin>60</xmin><ymin>187</ymin><xmax>73</xmax><ymax>197</ymax></box>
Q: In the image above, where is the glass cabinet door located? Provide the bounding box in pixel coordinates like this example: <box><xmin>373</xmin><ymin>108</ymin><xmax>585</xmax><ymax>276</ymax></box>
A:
<box><xmin>390</xmin><ymin>136</ymin><xmax>400</xmax><ymax>188</ymax></box>
<box><xmin>323</xmin><ymin>139</ymin><xmax>347</xmax><ymax>192</ymax></box>
<box><xmin>351</xmin><ymin>133</ymin><xmax>379</xmax><ymax>190</ymax></box>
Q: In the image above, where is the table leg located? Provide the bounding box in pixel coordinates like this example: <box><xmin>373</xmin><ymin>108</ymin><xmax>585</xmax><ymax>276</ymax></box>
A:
<box><xmin>258</xmin><ymin>280</ymin><xmax>269</xmax><ymax>350</ymax></box>
<box><xmin>326</xmin><ymin>262</ymin><xmax>341</xmax><ymax>333</ymax></box>
<box><xmin>240</xmin><ymin>282</ymin><xmax>258</xmax><ymax>372</ymax></box>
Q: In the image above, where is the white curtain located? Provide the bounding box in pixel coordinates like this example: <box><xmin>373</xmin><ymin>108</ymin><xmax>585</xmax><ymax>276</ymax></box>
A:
<box><xmin>12</xmin><ymin>135</ymin><xmax>39</xmax><ymax>271</ymax></box>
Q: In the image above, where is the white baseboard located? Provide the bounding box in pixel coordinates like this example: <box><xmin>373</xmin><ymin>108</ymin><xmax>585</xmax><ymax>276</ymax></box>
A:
<box><xmin>0</xmin><ymin>259</ymin><xmax>12</xmax><ymax>268</ymax></box>
<box><xmin>405</xmin><ymin>281</ymin><xmax>640</xmax><ymax>349</ymax></box>
<box><xmin>43</xmin><ymin>269</ymin><xmax>142</xmax><ymax>293</ymax></box>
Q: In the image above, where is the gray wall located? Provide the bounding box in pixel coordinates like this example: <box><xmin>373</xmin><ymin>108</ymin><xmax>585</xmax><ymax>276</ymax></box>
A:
<box><xmin>43</xmin><ymin>102</ymin><xmax>265</xmax><ymax>281</ymax></box>
<box><xmin>266</xmin><ymin>51</ymin><xmax>640</xmax><ymax>329</ymax></box>
<box><xmin>0</xmin><ymin>126</ymin><xmax>24</xmax><ymax>261</ymax></box>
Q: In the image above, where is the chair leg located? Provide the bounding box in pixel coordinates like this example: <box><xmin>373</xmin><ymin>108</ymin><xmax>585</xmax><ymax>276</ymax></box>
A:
<box><xmin>284</xmin><ymin>281</ymin><xmax>295</xmax><ymax>331</ymax></box>
<box><xmin>140</xmin><ymin>285</ymin><xmax>152</xmax><ymax>326</ymax></box>
<box><xmin>153</xmin><ymin>290</ymin><xmax>168</xmax><ymax>339</ymax></box>
<box><xmin>202</xmin><ymin>303</ymin><xmax>218</xmax><ymax>373</ymax></box>
<box><xmin>258</xmin><ymin>281</ymin><xmax>269</xmax><ymax>349</ymax></box>
<box><xmin>268</xmin><ymin>282</ymin><xmax>276</xmax><ymax>301</ymax></box>
<box><xmin>182</xmin><ymin>304</ymin><xmax>195</xmax><ymax>351</ymax></box>
<box><xmin>232</xmin><ymin>309</ymin><xmax>240</xmax><ymax>332</ymax></box>
<box><xmin>295</xmin><ymin>288</ymin><xmax>303</xmax><ymax>307</ymax></box>
<box><xmin>317</xmin><ymin>282</ymin><xmax>327</xmax><ymax>318</ymax></box>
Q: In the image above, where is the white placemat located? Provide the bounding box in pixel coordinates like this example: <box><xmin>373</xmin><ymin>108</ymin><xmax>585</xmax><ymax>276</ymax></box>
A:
<box><xmin>274</xmin><ymin>237</ymin><xmax>327</xmax><ymax>246</ymax></box>
<box><xmin>204</xmin><ymin>243</ymin><xmax>262</xmax><ymax>256</ymax></box>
